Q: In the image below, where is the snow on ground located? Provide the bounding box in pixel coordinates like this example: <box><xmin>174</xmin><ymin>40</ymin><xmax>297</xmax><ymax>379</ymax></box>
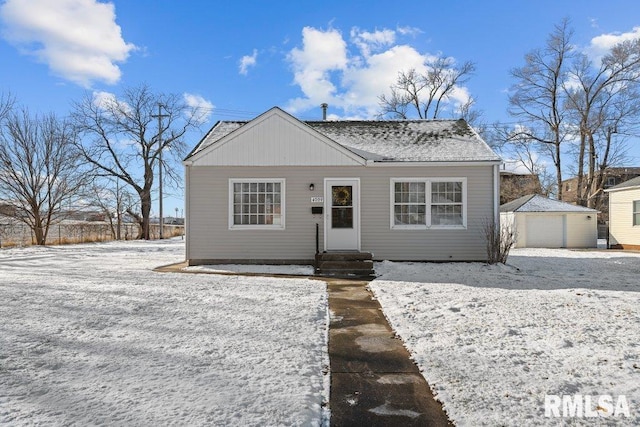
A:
<box><xmin>0</xmin><ymin>238</ymin><xmax>328</xmax><ymax>426</ymax></box>
<box><xmin>370</xmin><ymin>248</ymin><xmax>640</xmax><ymax>426</ymax></box>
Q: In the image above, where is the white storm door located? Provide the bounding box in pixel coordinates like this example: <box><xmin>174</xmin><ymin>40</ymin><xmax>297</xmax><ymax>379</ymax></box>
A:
<box><xmin>325</xmin><ymin>178</ymin><xmax>360</xmax><ymax>251</ymax></box>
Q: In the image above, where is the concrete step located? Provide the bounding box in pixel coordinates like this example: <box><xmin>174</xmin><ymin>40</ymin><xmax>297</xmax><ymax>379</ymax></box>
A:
<box><xmin>315</xmin><ymin>252</ymin><xmax>376</xmax><ymax>279</ymax></box>
<box><xmin>318</xmin><ymin>260</ymin><xmax>374</xmax><ymax>270</ymax></box>
<box><xmin>316</xmin><ymin>251</ymin><xmax>373</xmax><ymax>261</ymax></box>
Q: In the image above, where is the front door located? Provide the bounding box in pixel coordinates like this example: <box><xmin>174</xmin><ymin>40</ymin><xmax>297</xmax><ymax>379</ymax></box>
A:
<box><xmin>325</xmin><ymin>178</ymin><xmax>360</xmax><ymax>251</ymax></box>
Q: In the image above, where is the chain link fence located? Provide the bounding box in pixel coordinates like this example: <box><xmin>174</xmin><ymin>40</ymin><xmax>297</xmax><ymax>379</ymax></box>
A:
<box><xmin>0</xmin><ymin>220</ymin><xmax>184</xmax><ymax>248</ymax></box>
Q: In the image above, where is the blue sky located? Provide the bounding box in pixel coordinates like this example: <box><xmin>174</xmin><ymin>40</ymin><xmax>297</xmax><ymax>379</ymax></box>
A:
<box><xmin>1</xmin><ymin>0</ymin><xmax>639</xmax><ymax>214</ymax></box>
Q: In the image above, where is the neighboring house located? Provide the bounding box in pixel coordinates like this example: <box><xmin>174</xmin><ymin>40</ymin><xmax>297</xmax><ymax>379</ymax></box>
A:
<box><xmin>605</xmin><ymin>176</ymin><xmax>640</xmax><ymax>250</ymax></box>
<box><xmin>0</xmin><ymin>203</ymin><xmax>16</xmax><ymax>216</ymax></box>
<box><xmin>183</xmin><ymin>107</ymin><xmax>502</xmax><ymax>265</ymax></box>
<box><xmin>561</xmin><ymin>167</ymin><xmax>640</xmax><ymax>222</ymax></box>
<box><xmin>500</xmin><ymin>169</ymin><xmax>542</xmax><ymax>205</ymax></box>
<box><xmin>500</xmin><ymin>194</ymin><xmax>598</xmax><ymax>248</ymax></box>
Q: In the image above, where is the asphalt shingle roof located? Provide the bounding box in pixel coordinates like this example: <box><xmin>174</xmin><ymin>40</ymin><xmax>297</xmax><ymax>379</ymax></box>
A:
<box><xmin>606</xmin><ymin>175</ymin><xmax>640</xmax><ymax>191</ymax></box>
<box><xmin>500</xmin><ymin>194</ymin><xmax>598</xmax><ymax>213</ymax></box>
<box><xmin>187</xmin><ymin>116</ymin><xmax>501</xmax><ymax>163</ymax></box>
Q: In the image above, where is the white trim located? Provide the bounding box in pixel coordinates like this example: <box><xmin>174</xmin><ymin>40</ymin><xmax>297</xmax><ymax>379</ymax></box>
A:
<box><xmin>324</xmin><ymin>178</ymin><xmax>361</xmax><ymax>251</ymax></box>
<box><xmin>390</xmin><ymin>177</ymin><xmax>467</xmax><ymax>230</ymax></box>
<box><xmin>605</xmin><ymin>185</ymin><xmax>640</xmax><ymax>193</ymax></box>
<box><xmin>185</xmin><ymin>164</ymin><xmax>191</xmax><ymax>260</ymax></box>
<box><xmin>228</xmin><ymin>178</ymin><xmax>286</xmax><ymax>230</ymax></box>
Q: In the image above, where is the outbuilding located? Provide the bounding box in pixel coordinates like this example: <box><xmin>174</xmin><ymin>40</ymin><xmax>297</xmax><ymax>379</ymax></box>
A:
<box><xmin>500</xmin><ymin>194</ymin><xmax>598</xmax><ymax>248</ymax></box>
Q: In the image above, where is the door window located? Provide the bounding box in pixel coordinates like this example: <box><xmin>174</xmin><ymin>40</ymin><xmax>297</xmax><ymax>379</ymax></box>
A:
<box><xmin>331</xmin><ymin>185</ymin><xmax>353</xmax><ymax>228</ymax></box>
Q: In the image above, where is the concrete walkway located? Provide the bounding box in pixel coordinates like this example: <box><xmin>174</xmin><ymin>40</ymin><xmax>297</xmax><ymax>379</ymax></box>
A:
<box><xmin>327</xmin><ymin>279</ymin><xmax>452</xmax><ymax>426</ymax></box>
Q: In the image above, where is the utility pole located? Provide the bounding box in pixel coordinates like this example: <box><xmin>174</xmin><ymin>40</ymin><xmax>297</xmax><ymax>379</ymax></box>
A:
<box><xmin>152</xmin><ymin>103</ymin><xmax>169</xmax><ymax>239</ymax></box>
<box><xmin>116</xmin><ymin>177</ymin><xmax>121</xmax><ymax>240</ymax></box>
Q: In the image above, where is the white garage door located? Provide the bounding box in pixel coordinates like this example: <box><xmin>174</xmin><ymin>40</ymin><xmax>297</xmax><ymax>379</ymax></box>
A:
<box><xmin>526</xmin><ymin>215</ymin><xmax>564</xmax><ymax>248</ymax></box>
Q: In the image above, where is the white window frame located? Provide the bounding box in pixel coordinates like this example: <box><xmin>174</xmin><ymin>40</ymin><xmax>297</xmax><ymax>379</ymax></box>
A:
<box><xmin>633</xmin><ymin>200</ymin><xmax>640</xmax><ymax>226</ymax></box>
<box><xmin>390</xmin><ymin>178</ymin><xmax>467</xmax><ymax>230</ymax></box>
<box><xmin>228</xmin><ymin>178</ymin><xmax>285</xmax><ymax>230</ymax></box>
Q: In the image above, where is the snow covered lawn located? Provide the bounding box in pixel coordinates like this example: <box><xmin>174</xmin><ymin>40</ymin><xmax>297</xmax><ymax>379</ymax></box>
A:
<box><xmin>0</xmin><ymin>238</ymin><xmax>328</xmax><ymax>426</ymax></box>
<box><xmin>370</xmin><ymin>248</ymin><xmax>640</xmax><ymax>426</ymax></box>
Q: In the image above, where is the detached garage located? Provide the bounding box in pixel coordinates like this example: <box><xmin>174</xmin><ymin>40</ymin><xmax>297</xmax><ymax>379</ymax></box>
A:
<box><xmin>500</xmin><ymin>194</ymin><xmax>598</xmax><ymax>248</ymax></box>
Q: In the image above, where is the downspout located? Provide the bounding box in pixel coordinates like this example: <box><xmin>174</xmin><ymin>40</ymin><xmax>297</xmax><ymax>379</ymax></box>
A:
<box><xmin>607</xmin><ymin>190</ymin><xmax>611</xmax><ymax>249</ymax></box>
<box><xmin>493</xmin><ymin>164</ymin><xmax>500</xmax><ymax>227</ymax></box>
<box><xmin>184</xmin><ymin>163</ymin><xmax>191</xmax><ymax>263</ymax></box>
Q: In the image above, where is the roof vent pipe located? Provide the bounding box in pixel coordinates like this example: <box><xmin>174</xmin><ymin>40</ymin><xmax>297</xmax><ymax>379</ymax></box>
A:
<box><xmin>321</xmin><ymin>103</ymin><xmax>328</xmax><ymax>121</ymax></box>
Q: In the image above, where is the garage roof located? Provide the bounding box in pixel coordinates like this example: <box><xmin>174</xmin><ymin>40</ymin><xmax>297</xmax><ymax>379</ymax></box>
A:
<box><xmin>500</xmin><ymin>194</ymin><xmax>598</xmax><ymax>213</ymax></box>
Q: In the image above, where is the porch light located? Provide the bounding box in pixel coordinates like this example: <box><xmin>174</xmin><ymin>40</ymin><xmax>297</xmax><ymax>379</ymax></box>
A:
<box><xmin>309</xmin><ymin>183</ymin><xmax>315</xmax><ymax>191</ymax></box>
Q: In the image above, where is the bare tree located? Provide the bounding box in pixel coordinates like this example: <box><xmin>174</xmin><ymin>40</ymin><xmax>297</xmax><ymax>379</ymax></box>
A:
<box><xmin>86</xmin><ymin>177</ymin><xmax>137</xmax><ymax>240</ymax></box>
<box><xmin>489</xmin><ymin>123</ymin><xmax>553</xmax><ymax>201</ymax></box>
<box><xmin>378</xmin><ymin>57</ymin><xmax>477</xmax><ymax>120</ymax></box>
<box><xmin>565</xmin><ymin>38</ymin><xmax>640</xmax><ymax>207</ymax></box>
<box><xmin>508</xmin><ymin>18</ymin><xmax>575</xmax><ymax>200</ymax></box>
<box><xmin>0</xmin><ymin>92</ymin><xmax>15</xmax><ymax>121</ymax></box>
<box><xmin>71</xmin><ymin>84</ymin><xmax>205</xmax><ymax>239</ymax></box>
<box><xmin>0</xmin><ymin>109</ymin><xmax>90</xmax><ymax>245</ymax></box>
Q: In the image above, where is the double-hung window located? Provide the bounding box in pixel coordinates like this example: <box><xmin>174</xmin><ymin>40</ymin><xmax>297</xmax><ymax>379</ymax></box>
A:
<box><xmin>393</xmin><ymin>181</ymin><xmax>427</xmax><ymax>227</ymax></box>
<box><xmin>634</xmin><ymin>200</ymin><xmax>640</xmax><ymax>226</ymax></box>
<box><xmin>391</xmin><ymin>178</ymin><xmax>466</xmax><ymax>229</ymax></box>
<box><xmin>431</xmin><ymin>181</ymin><xmax>464</xmax><ymax>226</ymax></box>
<box><xmin>229</xmin><ymin>179</ymin><xmax>284</xmax><ymax>229</ymax></box>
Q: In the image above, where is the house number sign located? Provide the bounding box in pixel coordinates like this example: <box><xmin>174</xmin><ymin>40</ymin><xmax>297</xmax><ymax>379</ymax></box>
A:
<box><xmin>311</xmin><ymin>196</ymin><xmax>323</xmax><ymax>203</ymax></box>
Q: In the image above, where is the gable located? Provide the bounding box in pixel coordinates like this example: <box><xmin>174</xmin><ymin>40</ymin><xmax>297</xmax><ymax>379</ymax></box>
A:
<box><xmin>186</xmin><ymin>108</ymin><xmax>366</xmax><ymax>167</ymax></box>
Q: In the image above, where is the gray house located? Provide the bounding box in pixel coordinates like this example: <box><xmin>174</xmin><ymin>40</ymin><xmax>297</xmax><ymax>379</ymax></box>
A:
<box><xmin>183</xmin><ymin>107</ymin><xmax>501</xmax><ymax>269</ymax></box>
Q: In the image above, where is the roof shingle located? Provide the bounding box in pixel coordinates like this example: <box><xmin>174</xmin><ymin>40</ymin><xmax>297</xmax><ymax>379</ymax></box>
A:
<box><xmin>187</xmin><ymin>113</ymin><xmax>501</xmax><ymax>163</ymax></box>
<box><xmin>500</xmin><ymin>194</ymin><xmax>598</xmax><ymax>213</ymax></box>
<box><xmin>606</xmin><ymin>175</ymin><xmax>640</xmax><ymax>191</ymax></box>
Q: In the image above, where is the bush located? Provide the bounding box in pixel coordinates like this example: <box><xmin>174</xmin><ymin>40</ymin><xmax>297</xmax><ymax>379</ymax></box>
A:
<box><xmin>484</xmin><ymin>219</ymin><xmax>516</xmax><ymax>264</ymax></box>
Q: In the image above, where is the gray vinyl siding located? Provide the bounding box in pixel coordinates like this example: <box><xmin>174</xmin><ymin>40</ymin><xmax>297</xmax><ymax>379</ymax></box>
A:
<box><xmin>186</xmin><ymin>164</ymin><xmax>495</xmax><ymax>263</ymax></box>
<box><xmin>189</xmin><ymin>111</ymin><xmax>364</xmax><ymax>166</ymax></box>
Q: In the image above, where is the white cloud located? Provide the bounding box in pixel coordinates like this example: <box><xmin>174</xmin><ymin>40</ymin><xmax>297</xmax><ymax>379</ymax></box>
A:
<box><xmin>350</xmin><ymin>27</ymin><xmax>395</xmax><ymax>57</ymax></box>
<box><xmin>586</xmin><ymin>26</ymin><xmax>640</xmax><ymax>63</ymax></box>
<box><xmin>239</xmin><ymin>49</ymin><xmax>258</xmax><ymax>75</ymax></box>
<box><xmin>184</xmin><ymin>93</ymin><xmax>214</xmax><ymax>124</ymax></box>
<box><xmin>341</xmin><ymin>45</ymin><xmax>429</xmax><ymax>117</ymax></box>
<box><xmin>286</xmin><ymin>25</ymin><xmax>472</xmax><ymax>119</ymax></box>
<box><xmin>286</xmin><ymin>26</ymin><xmax>348</xmax><ymax>111</ymax></box>
<box><xmin>92</xmin><ymin>90</ymin><xmax>127</xmax><ymax>112</ymax></box>
<box><xmin>0</xmin><ymin>0</ymin><xmax>136</xmax><ymax>87</ymax></box>
<box><xmin>396</xmin><ymin>25</ymin><xmax>423</xmax><ymax>37</ymax></box>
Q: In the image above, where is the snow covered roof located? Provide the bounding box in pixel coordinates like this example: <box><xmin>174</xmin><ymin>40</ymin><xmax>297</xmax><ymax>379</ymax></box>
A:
<box><xmin>186</xmin><ymin>108</ymin><xmax>501</xmax><ymax>163</ymax></box>
<box><xmin>500</xmin><ymin>194</ymin><xmax>598</xmax><ymax>213</ymax></box>
<box><xmin>605</xmin><ymin>175</ymin><xmax>640</xmax><ymax>192</ymax></box>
